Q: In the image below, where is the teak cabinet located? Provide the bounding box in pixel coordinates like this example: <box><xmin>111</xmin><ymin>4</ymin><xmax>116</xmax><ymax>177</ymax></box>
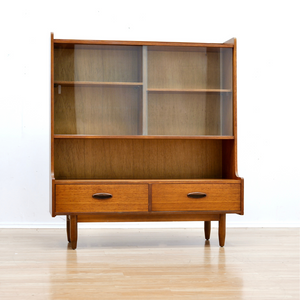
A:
<box><xmin>50</xmin><ymin>34</ymin><xmax>244</xmax><ymax>249</ymax></box>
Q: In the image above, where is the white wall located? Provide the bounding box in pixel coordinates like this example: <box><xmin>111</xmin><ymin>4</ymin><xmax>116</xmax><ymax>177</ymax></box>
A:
<box><xmin>0</xmin><ymin>0</ymin><xmax>299</xmax><ymax>228</ymax></box>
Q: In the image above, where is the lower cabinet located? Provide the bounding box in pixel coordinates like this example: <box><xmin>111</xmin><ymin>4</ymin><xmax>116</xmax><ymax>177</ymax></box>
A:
<box><xmin>54</xmin><ymin>180</ymin><xmax>243</xmax><ymax>249</ymax></box>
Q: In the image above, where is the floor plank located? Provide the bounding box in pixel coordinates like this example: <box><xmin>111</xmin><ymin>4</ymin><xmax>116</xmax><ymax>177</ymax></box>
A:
<box><xmin>0</xmin><ymin>228</ymin><xmax>299</xmax><ymax>299</ymax></box>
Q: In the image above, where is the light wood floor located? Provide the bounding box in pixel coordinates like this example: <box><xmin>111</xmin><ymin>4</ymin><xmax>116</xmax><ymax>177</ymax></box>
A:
<box><xmin>0</xmin><ymin>228</ymin><xmax>299</xmax><ymax>299</ymax></box>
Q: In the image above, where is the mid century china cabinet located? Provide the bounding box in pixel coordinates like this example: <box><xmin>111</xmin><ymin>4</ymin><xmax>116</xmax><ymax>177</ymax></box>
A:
<box><xmin>50</xmin><ymin>33</ymin><xmax>244</xmax><ymax>249</ymax></box>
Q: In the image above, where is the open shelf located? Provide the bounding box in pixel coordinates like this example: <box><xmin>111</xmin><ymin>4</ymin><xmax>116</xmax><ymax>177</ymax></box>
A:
<box><xmin>54</xmin><ymin>139</ymin><xmax>226</xmax><ymax>180</ymax></box>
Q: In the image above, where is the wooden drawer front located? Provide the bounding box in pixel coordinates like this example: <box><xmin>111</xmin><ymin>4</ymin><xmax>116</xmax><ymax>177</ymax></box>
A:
<box><xmin>56</xmin><ymin>184</ymin><xmax>148</xmax><ymax>213</ymax></box>
<box><xmin>152</xmin><ymin>183</ymin><xmax>241</xmax><ymax>212</ymax></box>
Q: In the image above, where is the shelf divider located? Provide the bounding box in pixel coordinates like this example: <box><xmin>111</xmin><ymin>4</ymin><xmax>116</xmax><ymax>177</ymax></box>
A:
<box><xmin>142</xmin><ymin>46</ymin><xmax>148</xmax><ymax>135</ymax></box>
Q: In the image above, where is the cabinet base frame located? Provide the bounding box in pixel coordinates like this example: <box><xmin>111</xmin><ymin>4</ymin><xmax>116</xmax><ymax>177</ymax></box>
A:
<box><xmin>66</xmin><ymin>213</ymin><xmax>227</xmax><ymax>249</ymax></box>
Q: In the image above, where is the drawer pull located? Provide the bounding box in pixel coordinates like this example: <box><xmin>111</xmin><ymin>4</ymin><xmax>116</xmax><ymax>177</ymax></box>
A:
<box><xmin>92</xmin><ymin>193</ymin><xmax>112</xmax><ymax>200</ymax></box>
<box><xmin>187</xmin><ymin>192</ymin><xmax>207</xmax><ymax>199</ymax></box>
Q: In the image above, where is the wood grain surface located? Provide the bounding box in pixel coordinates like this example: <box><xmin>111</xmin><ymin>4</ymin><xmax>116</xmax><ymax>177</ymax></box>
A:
<box><xmin>54</xmin><ymin>139</ymin><xmax>223</xmax><ymax>180</ymax></box>
<box><xmin>152</xmin><ymin>183</ymin><xmax>241</xmax><ymax>212</ymax></box>
<box><xmin>77</xmin><ymin>213</ymin><xmax>221</xmax><ymax>222</ymax></box>
<box><xmin>56</xmin><ymin>184</ymin><xmax>148</xmax><ymax>213</ymax></box>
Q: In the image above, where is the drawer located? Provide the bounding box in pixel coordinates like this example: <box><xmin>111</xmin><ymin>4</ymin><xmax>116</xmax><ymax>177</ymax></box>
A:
<box><xmin>152</xmin><ymin>183</ymin><xmax>241</xmax><ymax>212</ymax></box>
<box><xmin>56</xmin><ymin>184</ymin><xmax>148</xmax><ymax>213</ymax></box>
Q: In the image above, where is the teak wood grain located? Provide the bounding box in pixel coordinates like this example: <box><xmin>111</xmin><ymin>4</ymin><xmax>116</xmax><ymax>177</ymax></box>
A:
<box><xmin>56</xmin><ymin>184</ymin><xmax>148</xmax><ymax>213</ymax></box>
<box><xmin>218</xmin><ymin>214</ymin><xmax>226</xmax><ymax>247</ymax></box>
<box><xmin>70</xmin><ymin>215</ymin><xmax>77</xmax><ymax>249</ymax></box>
<box><xmin>54</xmin><ymin>139</ymin><xmax>223</xmax><ymax>180</ymax></box>
<box><xmin>77</xmin><ymin>213</ymin><xmax>221</xmax><ymax>222</ymax></box>
<box><xmin>204</xmin><ymin>221</ymin><xmax>211</xmax><ymax>240</ymax></box>
<box><xmin>152</xmin><ymin>183</ymin><xmax>241</xmax><ymax>212</ymax></box>
<box><xmin>55</xmin><ymin>179</ymin><xmax>242</xmax><ymax>184</ymax></box>
<box><xmin>54</xmin><ymin>135</ymin><xmax>234</xmax><ymax>139</ymax></box>
<box><xmin>54</xmin><ymin>39</ymin><xmax>234</xmax><ymax>47</ymax></box>
<box><xmin>50</xmin><ymin>33</ymin><xmax>55</xmax><ymax>216</ymax></box>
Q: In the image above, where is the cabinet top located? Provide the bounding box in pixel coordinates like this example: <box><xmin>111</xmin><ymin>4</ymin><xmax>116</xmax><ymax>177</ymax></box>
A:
<box><xmin>52</xmin><ymin>34</ymin><xmax>235</xmax><ymax>48</ymax></box>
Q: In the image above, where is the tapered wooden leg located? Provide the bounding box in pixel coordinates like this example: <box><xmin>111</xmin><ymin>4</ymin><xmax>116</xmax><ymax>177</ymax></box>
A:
<box><xmin>66</xmin><ymin>215</ymin><xmax>71</xmax><ymax>243</ymax></box>
<box><xmin>204</xmin><ymin>221</ymin><xmax>211</xmax><ymax>240</ymax></box>
<box><xmin>70</xmin><ymin>215</ymin><xmax>78</xmax><ymax>250</ymax></box>
<box><xmin>218</xmin><ymin>214</ymin><xmax>226</xmax><ymax>247</ymax></box>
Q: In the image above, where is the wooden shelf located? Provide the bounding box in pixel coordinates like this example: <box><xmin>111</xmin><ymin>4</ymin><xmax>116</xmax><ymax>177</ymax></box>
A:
<box><xmin>147</xmin><ymin>88</ymin><xmax>231</xmax><ymax>93</ymax></box>
<box><xmin>54</xmin><ymin>134</ymin><xmax>234</xmax><ymax>139</ymax></box>
<box><xmin>54</xmin><ymin>81</ymin><xmax>143</xmax><ymax>87</ymax></box>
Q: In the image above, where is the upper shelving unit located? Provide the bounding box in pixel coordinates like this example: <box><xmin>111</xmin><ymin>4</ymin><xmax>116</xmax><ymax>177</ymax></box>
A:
<box><xmin>53</xmin><ymin>42</ymin><xmax>233</xmax><ymax>137</ymax></box>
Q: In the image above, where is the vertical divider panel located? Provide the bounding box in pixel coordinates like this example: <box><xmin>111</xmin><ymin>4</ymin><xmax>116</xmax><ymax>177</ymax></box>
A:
<box><xmin>220</xmin><ymin>49</ymin><xmax>224</xmax><ymax>136</ymax></box>
<box><xmin>142</xmin><ymin>46</ymin><xmax>148</xmax><ymax>135</ymax></box>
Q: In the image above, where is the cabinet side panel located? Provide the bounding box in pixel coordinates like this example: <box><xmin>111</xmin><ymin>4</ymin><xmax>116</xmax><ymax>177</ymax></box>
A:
<box><xmin>54</xmin><ymin>139</ymin><xmax>223</xmax><ymax>179</ymax></box>
<box><xmin>223</xmin><ymin>38</ymin><xmax>240</xmax><ymax>178</ymax></box>
<box><xmin>222</xmin><ymin>140</ymin><xmax>236</xmax><ymax>179</ymax></box>
<box><xmin>51</xmin><ymin>179</ymin><xmax>56</xmax><ymax>217</ymax></box>
<box><xmin>224</xmin><ymin>39</ymin><xmax>239</xmax><ymax>176</ymax></box>
<box><xmin>50</xmin><ymin>33</ymin><xmax>55</xmax><ymax>215</ymax></box>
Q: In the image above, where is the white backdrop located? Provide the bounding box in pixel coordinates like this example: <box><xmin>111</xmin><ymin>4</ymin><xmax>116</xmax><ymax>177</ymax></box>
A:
<box><xmin>0</xmin><ymin>0</ymin><xmax>299</xmax><ymax>228</ymax></box>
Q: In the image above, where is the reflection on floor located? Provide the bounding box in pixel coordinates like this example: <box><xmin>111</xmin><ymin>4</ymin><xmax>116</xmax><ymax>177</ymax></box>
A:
<box><xmin>0</xmin><ymin>228</ymin><xmax>299</xmax><ymax>299</ymax></box>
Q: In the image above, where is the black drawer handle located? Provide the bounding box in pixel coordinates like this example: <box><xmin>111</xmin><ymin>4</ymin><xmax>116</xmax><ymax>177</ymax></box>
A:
<box><xmin>92</xmin><ymin>193</ymin><xmax>112</xmax><ymax>200</ymax></box>
<box><xmin>187</xmin><ymin>192</ymin><xmax>207</xmax><ymax>199</ymax></box>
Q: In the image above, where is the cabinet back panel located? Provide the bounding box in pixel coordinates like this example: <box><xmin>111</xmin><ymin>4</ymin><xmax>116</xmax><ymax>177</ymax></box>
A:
<box><xmin>148</xmin><ymin>47</ymin><xmax>216</xmax><ymax>89</ymax></box>
<box><xmin>54</xmin><ymin>45</ymin><xmax>142</xmax><ymax>82</ymax></box>
<box><xmin>54</xmin><ymin>86</ymin><xmax>141</xmax><ymax>135</ymax></box>
<box><xmin>148</xmin><ymin>47</ymin><xmax>232</xmax><ymax>90</ymax></box>
<box><xmin>148</xmin><ymin>92</ymin><xmax>220</xmax><ymax>135</ymax></box>
<box><xmin>54</xmin><ymin>139</ymin><xmax>222</xmax><ymax>179</ymax></box>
